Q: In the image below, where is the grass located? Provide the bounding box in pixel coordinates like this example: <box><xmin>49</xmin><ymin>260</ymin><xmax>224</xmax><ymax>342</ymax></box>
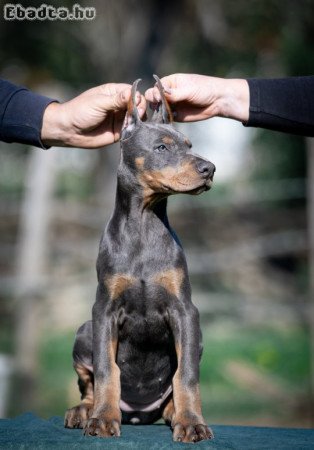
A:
<box><xmin>200</xmin><ymin>322</ymin><xmax>310</xmax><ymax>425</ymax></box>
<box><xmin>37</xmin><ymin>331</ymin><xmax>77</xmax><ymax>418</ymax></box>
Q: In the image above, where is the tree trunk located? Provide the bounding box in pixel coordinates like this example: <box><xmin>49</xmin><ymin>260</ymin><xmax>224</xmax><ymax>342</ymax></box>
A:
<box><xmin>14</xmin><ymin>146</ymin><xmax>56</xmax><ymax>413</ymax></box>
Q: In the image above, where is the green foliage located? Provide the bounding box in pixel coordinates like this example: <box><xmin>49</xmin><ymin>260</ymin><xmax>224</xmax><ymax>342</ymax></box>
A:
<box><xmin>200</xmin><ymin>323</ymin><xmax>310</xmax><ymax>423</ymax></box>
<box><xmin>201</xmin><ymin>324</ymin><xmax>309</xmax><ymax>383</ymax></box>
<box><xmin>37</xmin><ymin>331</ymin><xmax>77</xmax><ymax>418</ymax></box>
<box><xmin>55</xmin><ymin>172</ymin><xmax>94</xmax><ymax>200</ymax></box>
<box><xmin>252</xmin><ymin>131</ymin><xmax>306</xmax><ymax>182</ymax></box>
<box><xmin>0</xmin><ymin>0</ymin><xmax>98</xmax><ymax>87</ymax></box>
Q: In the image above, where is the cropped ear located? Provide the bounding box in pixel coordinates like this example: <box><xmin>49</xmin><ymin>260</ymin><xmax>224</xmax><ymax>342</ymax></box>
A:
<box><xmin>121</xmin><ymin>78</ymin><xmax>142</xmax><ymax>139</ymax></box>
<box><xmin>151</xmin><ymin>74</ymin><xmax>173</xmax><ymax>124</ymax></box>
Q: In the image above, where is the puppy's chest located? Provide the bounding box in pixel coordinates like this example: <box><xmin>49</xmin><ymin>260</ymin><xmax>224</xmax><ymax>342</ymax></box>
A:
<box><xmin>104</xmin><ymin>274</ymin><xmax>180</xmax><ymax>343</ymax></box>
<box><xmin>103</xmin><ymin>265</ymin><xmax>185</xmax><ymax>302</ymax></box>
<box><xmin>119</xmin><ymin>305</ymin><xmax>170</xmax><ymax>345</ymax></box>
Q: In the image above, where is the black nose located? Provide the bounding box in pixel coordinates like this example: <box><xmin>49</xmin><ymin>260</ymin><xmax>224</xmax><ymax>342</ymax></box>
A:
<box><xmin>196</xmin><ymin>159</ymin><xmax>216</xmax><ymax>178</ymax></box>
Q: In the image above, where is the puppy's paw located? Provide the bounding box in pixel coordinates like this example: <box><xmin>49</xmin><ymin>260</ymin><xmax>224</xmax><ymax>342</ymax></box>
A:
<box><xmin>84</xmin><ymin>417</ymin><xmax>121</xmax><ymax>437</ymax></box>
<box><xmin>64</xmin><ymin>404</ymin><xmax>93</xmax><ymax>429</ymax></box>
<box><xmin>173</xmin><ymin>422</ymin><xmax>213</xmax><ymax>443</ymax></box>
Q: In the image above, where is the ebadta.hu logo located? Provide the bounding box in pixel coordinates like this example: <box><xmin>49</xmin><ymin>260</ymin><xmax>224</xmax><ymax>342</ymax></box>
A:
<box><xmin>3</xmin><ymin>3</ymin><xmax>96</xmax><ymax>21</ymax></box>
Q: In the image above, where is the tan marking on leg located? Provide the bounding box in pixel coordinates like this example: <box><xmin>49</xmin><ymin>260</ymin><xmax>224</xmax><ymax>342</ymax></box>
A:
<box><xmin>172</xmin><ymin>376</ymin><xmax>203</xmax><ymax>420</ymax></box>
<box><xmin>75</xmin><ymin>363</ymin><xmax>94</xmax><ymax>404</ymax></box>
<box><xmin>171</xmin><ymin>343</ymin><xmax>212</xmax><ymax>442</ymax></box>
<box><xmin>65</xmin><ymin>363</ymin><xmax>94</xmax><ymax>428</ymax></box>
<box><xmin>172</xmin><ymin>343</ymin><xmax>202</xmax><ymax>418</ymax></box>
<box><xmin>162</xmin><ymin>396</ymin><xmax>175</xmax><ymax>425</ymax></box>
<box><xmin>92</xmin><ymin>339</ymin><xmax>121</xmax><ymax>422</ymax></box>
<box><xmin>93</xmin><ymin>369</ymin><xmax>121</xmax><ymax>422</ymax></box>
<box><xmin>104</xmin><ymin>274</ymin><xmax>136</xmax><ymax>300</ymax></box>
<box><xmin>85</xmin><ymin>339</ymin><xmax>121</xmax><ymax>436</ymax></box>
<box><xmin>153</xmin><ymin>268</ymin><xmax>184</xmax><ymax>298</ymax></box>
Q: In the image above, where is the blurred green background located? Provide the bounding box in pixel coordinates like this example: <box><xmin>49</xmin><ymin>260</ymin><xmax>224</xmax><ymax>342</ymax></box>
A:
<box><xmin>0</xmin><ymin>0</ymin><xmax>313</xmax><ymax>428</ymax></box>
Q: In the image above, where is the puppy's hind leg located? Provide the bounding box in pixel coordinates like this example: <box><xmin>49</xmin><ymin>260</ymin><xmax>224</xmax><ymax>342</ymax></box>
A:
<box><xmin>65</xmin><ymin>321</ymin><xmax>94</xmax><ymax>429</ymax></box>
<box><xmin>162</xmin><ymin>396</ymin><xmax>175</xmax><ymax>426</ymax></box>
<box><xmin>65</xmin><ymin>363</ymin><xmax>94</xmax><ymax>428</ymax></box>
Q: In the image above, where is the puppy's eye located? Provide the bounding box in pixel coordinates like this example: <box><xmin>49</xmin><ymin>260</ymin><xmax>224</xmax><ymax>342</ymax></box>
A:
<box><xmin>155</xmin><ymin>144</ymin><xmax>167</xmax><ymax>152</ymax></box>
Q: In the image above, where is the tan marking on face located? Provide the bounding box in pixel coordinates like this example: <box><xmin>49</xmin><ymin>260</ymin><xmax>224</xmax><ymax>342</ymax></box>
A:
<box><xmin>104</xmin><ymin>274</ymin><xmax>136</xmax><ymax>300</ymax></box>
<box><xmin>138</xmin><ymin>160</ymin><xmax>202</xmax><ymax>207</ymax></box>
<box><xmin>135</xmin><ymin>157</ymin><xmax>145</xmax><ymax>170</ymax></box>
<box><xmin>184</xmin><ymin>138</ymin><xmax>192</xmax><ymax>147</ymax></box>
<box><xmin>162</xmin><ymin>136</ymin><xmax>174</xmax><ymax>145</ymax></box>
<box><xmin>153</xmin><ymin>268</ymin><xmax>184</xmax><ymax>298</ymax></box>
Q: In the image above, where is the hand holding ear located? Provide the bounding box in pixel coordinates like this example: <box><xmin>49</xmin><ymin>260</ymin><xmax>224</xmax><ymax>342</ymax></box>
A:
<box><xmin>122</xmin><ymin>75</ymin><xmax>173</xmax><ymax>140</ymax></box>
<box><xmin>41</xmin><ymin>83</ymin><xmax>146</xmax><ymax>149</ymax></box>
<box><xmin>145</xmin><ymin>73</ymin><xmax>249</xmax><ymax>123</ymax></box>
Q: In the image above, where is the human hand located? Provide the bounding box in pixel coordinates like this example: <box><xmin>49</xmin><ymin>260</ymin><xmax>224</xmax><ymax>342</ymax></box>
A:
<box><xmin>145</xmin><ymin>74</ymin><xmax>249</xmax><ymax>123</ymax></box>
<box><xmin>41</xmin><ymin>83</ymin><xmax>146</xmax><ymax>148</ymax></box>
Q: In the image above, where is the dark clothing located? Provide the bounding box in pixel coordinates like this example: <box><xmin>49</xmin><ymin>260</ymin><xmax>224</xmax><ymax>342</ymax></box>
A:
<box><xmin>0</xmin><ymin>79</ymin><xmax>55</xmax><ymax>148</ymax></box>
<box><xmin>246</xmin><ymin>76</ymin><xmax>314</xmax><ymax>137</ymax></box>
<box><xmin>0</xmin><ymin>77</ymin><xmax>313</xmax><ymax>149</ymax></box>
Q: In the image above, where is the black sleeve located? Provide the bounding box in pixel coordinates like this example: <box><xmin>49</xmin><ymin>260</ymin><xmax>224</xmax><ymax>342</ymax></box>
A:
<box><xmin>0</xmin><ymin>79</ymin><xmax>57</xmax><ymax>148</ymax></box>
<box><xmin>245</xmin><ymin>76</ymin><xmax>314</xmax><ymax>137</ymax></box>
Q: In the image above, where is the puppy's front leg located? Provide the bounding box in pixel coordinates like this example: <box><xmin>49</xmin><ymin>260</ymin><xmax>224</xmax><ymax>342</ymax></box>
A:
<box><xmin>84</xmin><ymin>289</ymin><xmax>121</xmax><ymax>438</ymax></box>
<box><xmin>170</xmin><ymin>304</ymin><xmax>213</xmax><ymax>443</ymax></box>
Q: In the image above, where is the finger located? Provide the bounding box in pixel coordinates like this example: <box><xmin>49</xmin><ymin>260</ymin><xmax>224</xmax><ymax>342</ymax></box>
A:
<box><xmin>164</xmin><ymin>85</ymin><xmax>194</xmax><ymax>103</ymax></box>
<box><xmin>172</xmin><ymin>105</ymin><xmax>215</xmax><ymax>122</ymax></box>
<box><xmin>145</xmin><ymin>86</ymin><xmax>161</xmax><ymax>103</ymax></box>
<box><xmin>137</xmin><ymin>94</ymin><xmax>147</xmax><ymax>118</ymax></box>
<box><xmin>97</xmin><ymin>88</ymin><xmax>131</xmax><ymax>112</ymax></box>
<box><xmin>145</xmin><ymin>84</ymin><xmax>192</xmax><ymax>105</ymax></box>
<box><xmin>145</xmin><ymin>73</ymin><xmax>186</xmax><ymax>101</ymax></box>
<box><xmin>112</xmin><ymin>87</ymin><xmax>132</xmax><ymax>109</ymax></box>
<box><xmin>91</xmin><ymin>83</ymin><xmax>132</xmax><ymax>96</ymax></box>
<box><xmin>108</xmin><ymin>89</ymin><xmax>144</xmax><ymax>112</ymax></box>
<box><xmin>153</xmin><ymin>74</ymin><xmax>180</xmax><ymax>91</ymax></box>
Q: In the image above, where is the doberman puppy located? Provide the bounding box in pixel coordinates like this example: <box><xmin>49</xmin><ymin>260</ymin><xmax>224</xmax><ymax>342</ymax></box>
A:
<box><xmin>64</xmin><ymin>76</ymin><xmax>215</xmax><ymax>443</ymax></box>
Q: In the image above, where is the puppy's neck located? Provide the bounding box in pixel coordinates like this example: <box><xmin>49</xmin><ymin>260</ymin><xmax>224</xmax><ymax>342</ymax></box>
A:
<box><xmin>113</xmin><ymin>175</ymin><xmax>169</xmax><ymax>228</ymax></box>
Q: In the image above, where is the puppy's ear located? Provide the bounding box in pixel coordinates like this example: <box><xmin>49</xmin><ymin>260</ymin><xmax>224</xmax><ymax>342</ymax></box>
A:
<box><xmin>121</xmin><ymin>78</ymin><xmax>142</xmax><ymax>139</ymax></box>
<box><xmin>151</xmin><ymin>74</ymin><xmax>173</xmax><ymax>125</ymax></box>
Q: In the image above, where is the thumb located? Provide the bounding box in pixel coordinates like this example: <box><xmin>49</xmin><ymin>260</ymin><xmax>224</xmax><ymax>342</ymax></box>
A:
<box><xmin>99</xmin><ymin>87</ymin><xmax>132</xmax><ymax>111</ymax></box>
<box><xmin>145</xmin><ymin>85</ymin><xmax>191</xmax><ymax>104</ymax></box>
<box><xmin>165</xmin><ymin>86</ymin><xmax>193</xmax><ymax>103</ymax></box>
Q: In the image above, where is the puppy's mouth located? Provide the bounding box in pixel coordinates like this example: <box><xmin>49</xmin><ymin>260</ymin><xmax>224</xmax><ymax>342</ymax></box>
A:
<box><xmin>188</xmin><ymin>180</ymin><xmax>212</xmax><ymax>195</ymax></box>
<box><xmin>162</xmin><ymin>178</ymin><xmax>213</xmax><ymax>195</ymax></box>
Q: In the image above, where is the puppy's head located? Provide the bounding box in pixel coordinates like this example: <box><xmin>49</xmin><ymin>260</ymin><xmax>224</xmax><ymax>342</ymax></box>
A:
<box><xmin>120</xmin><ymin>76</ymin><xmax>215</xmax><ymax>204</ymax></box>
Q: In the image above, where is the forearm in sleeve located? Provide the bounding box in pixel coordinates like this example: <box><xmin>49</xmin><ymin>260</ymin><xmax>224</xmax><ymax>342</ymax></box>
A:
<box><xmin>245</xmin><ymin>76</ymin><xmax>314</xmax><ymax>137</ymax></box>
<box><xmin>0</xmin><ymin>79</ymin><xmax>56</xmax><ymax>148</ymax></box>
